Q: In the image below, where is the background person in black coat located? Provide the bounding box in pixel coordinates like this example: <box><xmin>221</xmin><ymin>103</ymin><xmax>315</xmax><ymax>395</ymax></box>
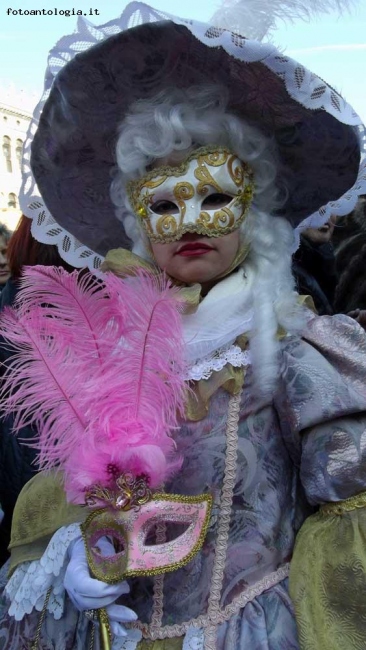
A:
<box><xmin>292</xmin><ymin>217</ymin><xmax>338</xmax><ymax>315</ymax></box>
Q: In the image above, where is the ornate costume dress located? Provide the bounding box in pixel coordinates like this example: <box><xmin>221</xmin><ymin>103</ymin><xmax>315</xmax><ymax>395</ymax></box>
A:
<box><xmin>1</xmin><ymin>268</ymin><xmax>366</xmax><ymax>649</ymax></box>
<box><xmin>0</xmin><ymin>2</ymin><xmax>365</xmax><ymax>649</ymax></box>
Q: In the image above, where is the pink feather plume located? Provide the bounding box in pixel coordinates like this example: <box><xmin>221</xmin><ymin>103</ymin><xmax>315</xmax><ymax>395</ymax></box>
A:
<box><xmin>0</xmin><ymin>266</ymin><xmax>187</xmax><ymax>503</ymax></box>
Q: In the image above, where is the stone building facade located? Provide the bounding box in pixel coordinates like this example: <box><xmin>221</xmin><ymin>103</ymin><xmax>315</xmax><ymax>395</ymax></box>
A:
<box><xmin>0</xmin><ymin>86</ymin><xmax>35</xmax><ymax>231</ymax></box>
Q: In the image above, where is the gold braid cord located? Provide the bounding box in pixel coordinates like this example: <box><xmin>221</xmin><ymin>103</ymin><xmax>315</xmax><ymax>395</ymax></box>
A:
<box><xmin>31</xmin><ymin>587</ymin><xmax>52</xmax><ymax>650</ymax></box>
<box><xmin>203</xmin><ymin>391</ymin><xmax>241</xmax><ymax>649</ymax></box>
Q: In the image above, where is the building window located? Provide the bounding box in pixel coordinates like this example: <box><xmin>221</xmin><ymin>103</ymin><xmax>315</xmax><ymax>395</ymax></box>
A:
<box><xmin>16</xmin><ymin>139</ymin><xmax>23</xmax><ymax>166</ymax></box>
<box><xmin>8</xmin><ymin>193</ymin><xmax>17</xmax><ymax>209</ymax></box>
<box><xmin>3</xmin><ymin>136</ymin><xmax>12</xmax><ymax>173</ymax></box>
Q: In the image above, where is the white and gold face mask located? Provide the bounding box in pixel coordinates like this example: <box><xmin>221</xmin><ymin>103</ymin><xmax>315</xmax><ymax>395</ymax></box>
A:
<box><xmin>127</xmin><ymin>145</ymin><xmax>255</xmax><ymax>243</ymax></box>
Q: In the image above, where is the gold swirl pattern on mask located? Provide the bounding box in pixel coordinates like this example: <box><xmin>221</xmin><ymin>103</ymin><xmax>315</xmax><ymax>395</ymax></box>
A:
<box><xmin>173</xmin><ymin>181</ymin><xmax>195</xmax><ymax>201</ymax></box>
<box><xmin>197</xmin><ymin>208</ymin><xmax>234</xmax><ymax>231</ymax></box>
<box><xmin>213</xmin><ymin>207</ymin><xmax>235</xmax><ymax>229</ymax></box>
<box><xmin>227</xmin><ymin>155</ymin><xmax>251</xmax><ymax>187</ymax></box>
<box><xmin>194</xmin><ymin>158</ymin><xmax>223</xmax><ymax>196</ymax></box>
<box><xmin>196</xmin><ymin>211</ymin><xmax>211</xmax><ymax>228</ymax></box>
<box><xmin>144</xmin><ymin>176</ymin><xmax>168</xmax><ymax>190</ymax></box>
<box><xmin>199</xmin><ymin>150</ymin><xmax>228</xmax><ymax>167</ymax></box>
<box><xmin>173</xmin><ymin>181</ymin><xmax>195</xmax><ymax>225</ymax></box>
<box><xmin>156</xmin><ymin>215</ymin><xmax>178</xmax><ymax>237</ymax></box>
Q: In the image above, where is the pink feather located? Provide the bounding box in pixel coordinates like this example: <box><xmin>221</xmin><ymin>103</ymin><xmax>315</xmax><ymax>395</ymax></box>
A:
<box><xmin>0</xmin><ymin>267</ymin><xmax>187</xmax><ymax>503</ymax></box>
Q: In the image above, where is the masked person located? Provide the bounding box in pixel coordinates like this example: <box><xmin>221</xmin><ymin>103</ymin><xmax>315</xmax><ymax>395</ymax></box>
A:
<box><xmin>0</xmin><ymin>3</ymin><xmax>365</xmax><ymax>650</ymax></box>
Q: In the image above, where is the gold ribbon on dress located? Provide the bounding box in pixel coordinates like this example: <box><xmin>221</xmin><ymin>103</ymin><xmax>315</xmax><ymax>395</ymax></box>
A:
<box><xmin>186</xmin><ymin>341</ymin><xmax>248</xmax><ymax>421</ymax></box>
<box><xmin>320</xmin><ymin>491</ymin><xmax>366</xmax><ymax>516</ymax></box>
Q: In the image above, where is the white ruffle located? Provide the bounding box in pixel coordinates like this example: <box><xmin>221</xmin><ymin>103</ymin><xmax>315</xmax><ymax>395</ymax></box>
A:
<box><xmin>186</xmin><ymin>344</ymin><xmax>251</xmax><ymax>381</ymax></box>
<box><xmin>6</xmin><ymin>523</ymin><xmax>81</xmax><ymax>621</ymax></box>
<box><xmin>183</xmin><ymin>268</ymin><xmax>254</xmax><ymax>363</ymax></box>
<box><xmin>19</xmin><ymin>3</ymin><xmax>366</xmax><ymax>271</ymax></box>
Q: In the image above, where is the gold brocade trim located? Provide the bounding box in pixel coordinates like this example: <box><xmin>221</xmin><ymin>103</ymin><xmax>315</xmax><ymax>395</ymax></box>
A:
<box><xmin>9</xmin><ymin>471</ymin><xmax>88</xmax><ymax>577</ymax></box>
<box><xmin>101</xmin><ymin>249</ymin><xmax>159</xmax><ymax>277</ymax></box>
<box><xmin>320</xmin><ymin>491</ymin><xmax>366</xmax><ymax>516</ymax></box>
<box><xmin>186</xmin><ymin>365</ymin><xmax>245</xmax><ymax>421</ymax></box>
<box><xmin>81</xmin><ymin>493</ymin><xmax>212</xmax><ymax>582</ymax></box>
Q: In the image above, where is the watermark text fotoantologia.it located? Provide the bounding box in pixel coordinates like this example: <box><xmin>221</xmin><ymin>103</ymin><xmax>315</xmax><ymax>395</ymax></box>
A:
<box><xmin>6</xmin><ymin>7</ymin><xmax>100</xmax><ymax>15</ymax></box>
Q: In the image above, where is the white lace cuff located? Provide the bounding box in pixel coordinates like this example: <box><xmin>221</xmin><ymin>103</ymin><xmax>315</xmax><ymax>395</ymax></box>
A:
<box><xmin>6</xmin><ymin>522</ymin><xmax>81</xmax><ymax>621</ymax></box>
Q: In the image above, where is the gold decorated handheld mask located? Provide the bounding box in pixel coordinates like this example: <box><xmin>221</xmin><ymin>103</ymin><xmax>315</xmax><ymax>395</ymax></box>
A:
<box><xmin>81</xmin><ymin>473</ymin><xmax>212</xmax><ymax>584</ymax></box>
<box><xmin>127</xmin><ymin>145</ymin><xmax>255</xmax><ymax>243</ymax></box>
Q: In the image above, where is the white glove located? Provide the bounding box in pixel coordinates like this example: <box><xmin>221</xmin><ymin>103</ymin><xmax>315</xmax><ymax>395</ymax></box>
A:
<box><xmin>64</xmin><ymin>536</ymin><xmax>137</xmax><ymax>637</ymax></box>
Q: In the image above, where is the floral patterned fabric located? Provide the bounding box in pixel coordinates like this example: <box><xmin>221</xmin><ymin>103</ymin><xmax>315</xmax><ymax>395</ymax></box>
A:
<box><xmin>1</xmin><ymin>313</ymin><xmax>366</xmax><ymax>648</ymax></box>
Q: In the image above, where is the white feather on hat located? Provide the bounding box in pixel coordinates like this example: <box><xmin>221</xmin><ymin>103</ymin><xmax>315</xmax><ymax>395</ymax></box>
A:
<box><xmin>210</xmin><ymin>0</ymin><xmax>355</xmax><ymax>41</ymax></box>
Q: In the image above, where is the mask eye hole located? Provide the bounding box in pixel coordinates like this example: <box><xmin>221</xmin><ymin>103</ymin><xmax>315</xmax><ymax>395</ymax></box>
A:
<box><xmin>144</xmin><ymin>522</ymin><xmax>190</xmax><ymax>546</ymax></box>
<box><xmin>92</xmin><ymin>533</ymin><xmax>126</xmax><ymax>557</ymax></box>
<box><xmin>150</xmin><ymin>200</ymin><xmax>179</xmax><ymax>215</ymax></box>
<box><xmin>201</xmin><ymin>193</ymin><xmax>232</xmax><ymax>210</ymax></box>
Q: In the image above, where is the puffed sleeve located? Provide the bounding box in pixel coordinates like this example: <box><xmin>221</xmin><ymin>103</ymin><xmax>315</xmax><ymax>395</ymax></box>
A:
<box><xmin>277</xmin><ymin>313</ymin><xmax>366</xmax><ymax>503</ymax></box>
<box><xmin>275</xmin><ymin>314</ymin><xmax>366</xmax><ymax>650</ymax></box>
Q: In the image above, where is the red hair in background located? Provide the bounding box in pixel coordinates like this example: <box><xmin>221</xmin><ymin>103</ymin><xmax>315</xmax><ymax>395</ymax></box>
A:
<box><xmin>7</xmin><ymin>215</ymin><xmax>75</xmax><ymax>277</ymax></box>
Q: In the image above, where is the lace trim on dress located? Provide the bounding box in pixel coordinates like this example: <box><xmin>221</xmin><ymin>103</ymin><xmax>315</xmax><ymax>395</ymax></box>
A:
<box><xmin>5</xmin><ymin>523</ymin><xmax>81</xmax><ymax>621</ymax></box>
<box><xmin>186</xmin><ymin>344</ymin><xmax>251</xmax><ymax>381</ymax></box>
